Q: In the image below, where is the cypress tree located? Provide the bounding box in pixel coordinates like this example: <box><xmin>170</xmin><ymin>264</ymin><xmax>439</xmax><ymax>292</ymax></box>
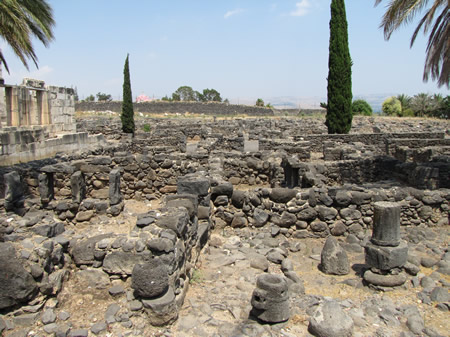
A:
<box><xmin>121</xmin><ymin>53</ymin><xmax>135</xmax><ymax>134</ymax></box>
<box><xmin>325</xmin><ymin>0</ymin><xmax>352</xmax><ymax>134</ymax></box>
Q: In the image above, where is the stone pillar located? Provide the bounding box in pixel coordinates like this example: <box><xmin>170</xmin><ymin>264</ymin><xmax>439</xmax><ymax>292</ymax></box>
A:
<box><xmin>18</xmin><ymin>87</ymin><xmax>30</xmax><ymax>126</ymax></box>
<box><xmin>371</xmin><ymin>201</ymin><xmax>400</xmax><ymax>247</ymax></box>
<box><xmin>177</xmin><ymin>173</ymin><xmax>210</xmax><ymax>218</ymax></box>
<box><xmin>4</xmin><ymin>171</ymin><xmax>24</xmax><ymax>211</ymax></box>
<box><xmin>364</xmin><ymin>201</ymin><xmax>408</xmax><ymax>289</ymax></box>
<box><xmin>5</xmin><ymin>87</ymin><xmax>20</xmax><ymax>126</ymax></box>
<box><xmin>250</xmin><ymin>274</ymin><xmax>290</xmax><ymax>323</ymax></box>
<box><xmin>70</xmin><ymin>171</ymin><xmax>86</xmax><ymax>204</ymax></box>
<box><xmin>38</xmin><ymin>172</ymin><xmax>54</xmax><ymax>204</ymax></box>
<box><xmin>41</xmin><ymin>91</ymin><xmax>51</xmax><ymax>125</ymax></box>
<box><xmin>109</xmin><ymin>168</ymin><xmax>122</xmax><ymax>205</ymax></box>
<box><xmin>29</xmin><ymin>90</ymin><xmax>40</xmax><ymax>125</ymax></box>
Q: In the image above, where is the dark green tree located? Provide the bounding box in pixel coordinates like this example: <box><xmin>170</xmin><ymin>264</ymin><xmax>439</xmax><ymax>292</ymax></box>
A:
<box><xmin>325</xmin><ymin>0</ymin><xmax>352</xmax><ymax>134</ymax></box>
<box><xmin>434</xmin><ymin>95</ymin><xmax>449</xmax><ymax>119</ymax></box>
<box><xmin>256</xmin><ymin>98</ymin><xmax>265</xmax><ymax>107</ymax></box>
<box><xmin>96</xmin><ymin>92</ymin><xmax>112</xmax><ymax>102</ymax></box>
<box><xmin>84</xmin><ymin>94</ymin><xmax>95</xmax><ymax>102</ymax></box>
<box><xmin>352</xmin><ymin>99</ymin><xmax>373</xmax><ymax>116</ymax></box>
<box><xmin>121</xmin><ymin>54</ymin><xmax>135</xmax><ymax>134</ymax></box>
<box><xmin>201</xmin><ymin>88</ymin><xmax>222</xmax><ymax>102</ymax></box>
<box><xmin>172</xmin><ymin>86</ymin><xmax>197</xmax><ymax>101</ymax></box>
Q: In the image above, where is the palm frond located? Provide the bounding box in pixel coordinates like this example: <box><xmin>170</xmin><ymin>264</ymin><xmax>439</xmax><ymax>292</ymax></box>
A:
<box><xmin>0</xmin><ymin>0</ymin><xmax>54</xmax><ymax>73</ymax></box>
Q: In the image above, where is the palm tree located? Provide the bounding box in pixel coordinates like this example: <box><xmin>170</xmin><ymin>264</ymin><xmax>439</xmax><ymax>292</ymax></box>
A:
<box><xmin>0</xmin><ymin>0</ymin><xmax>55</xmax><ymax>74</ymax></box>
<box><xmin>410</xmin><ymin>92</ymin><xmax>434</xmax><ymax>116</ymax></box>
<box><xmin>396</xmin><ymin>93</ymin><xmax>412</xmax><ymax>115</ymax></box>
<box><xmin>375</xmin><ymin>0</ymin><xmax>449</xmax><ymax>88</ymax></box>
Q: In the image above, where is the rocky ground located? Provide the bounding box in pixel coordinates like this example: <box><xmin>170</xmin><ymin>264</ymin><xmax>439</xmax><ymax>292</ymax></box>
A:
<box><xmin>1</xmin><ymin>199</ymin><xmax>448</xmax><ymax>337</ymax></box>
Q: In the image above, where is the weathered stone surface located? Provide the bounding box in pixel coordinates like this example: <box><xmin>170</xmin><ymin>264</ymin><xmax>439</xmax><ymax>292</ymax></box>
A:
<box><xmin>371</xmin><ymin>201</ymin><xmax>401</xmax><ymax>247</ymax></box>
<box><xmin>165</xmin><ymin>195</ymin><xmax>197</xmax><ymax>219</ymax></box>
<box><xmin>70</xmin><ymin>171</ymin><xmax>86</xmax><ymax>203</ymax></box>
<box><xmin>231</xmin><ymin>214</ymin><xmax>248</xmax><ymax>228</ymax></box>
<box><xmin>318</xmin><ymin>206</ymin><xmax>338</xmax><ymax>221</ymax></box>
<box><xmin>269</xmin><ymin>188</ymin><xmax>297</xmax><ymax>204</ymax></box>
<box><xmin>351</xmin><ymin>191</ymin><xmax>371</xmax><ymax>205</ymax></box>
<box><xmin>365</xmin><ymin>241</ymin><xmax>408</xmax><ymax>270</ymax></box>
<box><xmin>32</xmin><ymin>222</ymin><xmax>65</xmax><ymax>238</ymax></box>
<box><xmin>38</xmin><ymin>173</ymin><xmax>54</xmax><ymax>204</ymax></box>
<box><xmin>147</xmin><ymin>238</ymin><xmax>174</xmax><ymax>253</ymax></box>
<box><xmin>41</xmin><ymin>163</ymin><xmax>75</xmax><ymax>174</ymax></box>
<box><xmin>75</xmin><ymin>210</ymin><xmax>94</xmax><ymax>222</ymax></box>
<box><xmin>249</xmin><ymin>253</ymin><xmax>269</xmax><ymax>271</ymax></box>
<box><xmin>4</xmin><ymin>171</ymin><xmax>24</xmax><ymax>211</ymax></box>
<box><xmin>310</xmin><ymin>220</ymin><xmax>328</xmax><ymax>233</ymax></box>
<box><xmin>0</xmin><ymin>243</ymin><xmax>37</xmax><ymax>309</ymax></box>
<box><xmin>363</xmin><ymin>270</ymin><xmax>407</xmax><ymax>287</ymax></box>
<box><xmin>430</xmin><ymin>287</ymin><xmax>449</xmax><ymax>302</ymax></box>
<box><xmin>142</xmin><ymin>286</ymin><xmax>177</xmax><ymax>326</ymax></box>
<box><xmin>279</xmin><ymin>211</ymin><xmax>297</xmax><ymax>228</ymax></box>
<box><xmin>231</xmin><ymin>190</ymin><xmax>246</xmax><ymax>208</ymax></box>
<box><xmin>334</xmin><ymin>190</ymin><xmax>352</xmax><ymax>207</ymax></box>
<box><xmin>108</xmin><ymin>168</ymin><xmax>123</xmax><ymax>205</ymax></box>
<box><xmin>308</xmin><ymin>301</ymin><xmax>354</xmax><ymax>337</ymax></box>
<box><xmin>331</xmin><ymin>220</ymin><xmax>347</xmax><ymax>236</ymax></box>
<box><xmin>71</xmin><ymin>234</ymin><xmax>112</xmax><ymax>265</ymax></box>
<box><xmin>320</xmin><ymin>236</ymin><xmax>350</xmax><ymax>275</ymax></box>
<box><xmin>251</xmin><ymin>274</ymin><xmax>290</xmax><ymax>323</ymax></box>
<box><xmin>177</xmin><ymin>174</ymin><xmax>210</xmax><ymax>196</ymax></box>
<box><xmin>132</xmin><ymin>260</ymin><xmax>169</xmax><ymax>299</ymax></box>
<box><xmin>253</xmin><ymin>208</ymin><xmax>269</xmax><ymax>227</ymax></box>
<box><xmin>73</xmin><ymin>268</ymin><xmax>109</xmax><ymax>290</ymax></box>
<box><xmin>211</xmin><ymin>182</ymin><xmax>233</xmax><ymax>200</ymax></box>
<box><xmin>340</xmin><ymin>207</ymin><xmax>362</xmax><ymax>220</ymax></box>
<box><xmin>156</xmin><ymin>208</ymin><xmax>190</xmax><ymax>237</ymax></box>
<box><xmin>103</xmin><ymin>251</ymin><xmax>147</xmax><ymax>275</ymax></box>
<box><xmin>298</xmin><ymin>207</ymin><xmax>318</xmax><ymax>221</ymax></box>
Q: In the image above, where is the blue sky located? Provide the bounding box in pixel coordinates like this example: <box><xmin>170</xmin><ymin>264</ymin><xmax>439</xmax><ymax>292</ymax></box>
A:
<box><xmin>1</xmin><ymin>0</ymin><xmax>448</xmax><ymax>108</ymax></box>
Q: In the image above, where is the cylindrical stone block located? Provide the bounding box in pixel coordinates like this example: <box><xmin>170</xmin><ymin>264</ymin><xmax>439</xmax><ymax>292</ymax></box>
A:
<box><xmin>371</xmin><ymin>201</ymin><xmax>401</xmax><ymax>247</ymax></box>
<box><xmin>251</xmin><ymin>273</ymin><xmax>290</xmax><ymax>323</ymax></box>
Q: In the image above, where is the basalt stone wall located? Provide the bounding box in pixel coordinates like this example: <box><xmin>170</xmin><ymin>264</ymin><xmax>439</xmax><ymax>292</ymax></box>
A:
<box><xmin>0</xmin><ymin>173</ymin><xmax>212</xmax><ymax>326</ymax></box>
<box><xmin>76</xmin><ymin>101</ymin><xmax>274</xmax><ymax>116</ymax></box>
<box><xmin>298</xmin><ymin>156</ymin><xmax>450</xmax><ymax>190</ymax></box>
<box><xmin>211</xmin><ymin>185</ymin><xmax>449</xmax><ymax>238</ymax></box>
<box><xmin>294</xmin><ymin>132</ymin><xmax>446</xmax><ymax>153</ymax></box>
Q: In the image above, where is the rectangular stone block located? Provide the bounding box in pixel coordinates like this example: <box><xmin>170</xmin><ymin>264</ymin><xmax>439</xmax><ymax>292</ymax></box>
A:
<box><xmin>244</xmin><ymin>140</ymin><xmax>259</xmax><ymax>153</ymax></box>
<box><xmin>365</xmin><ymin>241</ymin><xmax>408</xmax><ymax>270</ymax></box>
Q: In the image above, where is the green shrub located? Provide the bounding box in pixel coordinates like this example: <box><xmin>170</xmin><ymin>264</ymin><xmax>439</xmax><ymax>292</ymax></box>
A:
<box><xmin>142</xmin><ymin>124</ymin><xmax>151</xmax><ymax>132</ymax></box>
<box><xmin>382</xmin><ymin>96</ymin><xmax>402</xmax><ymax>116</ymax></box>
<box><xmin>352</xmin><ymin>99</ymin><xmax>373</xmax><ymax>116</ymax></box>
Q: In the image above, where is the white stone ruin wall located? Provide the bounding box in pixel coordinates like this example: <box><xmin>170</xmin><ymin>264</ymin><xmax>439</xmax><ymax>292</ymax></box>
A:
<box><xmin>0</xmin><ymin>87</ymin><xmax>5</xmax><ymax>128</ymax></box>
<box><xmin>48</xmin><ymin>86</ymin><xmax>76</xmax><ymax>132</ymax></box>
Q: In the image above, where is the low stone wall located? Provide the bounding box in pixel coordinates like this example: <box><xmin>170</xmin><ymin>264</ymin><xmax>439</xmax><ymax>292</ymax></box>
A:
<box><xmin>296</xmin><ymin>132</ymin><xmax>446</xmax><ymax>153</ymax></box>
<box><xmin>75</xmin><ymin>101</ymin><xmax>274</xmax><ymax>116</ymax></box>
<box><xmin>0</xmin><ymin>172</ymin><xmax>212</xmax><ymax>327</ymax></box>
<box><xmin>210</xmin><ymin>185</ymin><xmax>449</xmax><ymax>239</ymax></box>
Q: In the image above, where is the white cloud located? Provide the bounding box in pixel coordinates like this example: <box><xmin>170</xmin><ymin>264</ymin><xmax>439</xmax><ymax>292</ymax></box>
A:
<box><xmin>224</xmin><ymin>8</ymin><xmax>243</xmax><ymax>19</ymax></box>
<box><xmin>28</xmin><ymin>65</ymin><xmax>53</xmax><ymax>78</ymax></box>
<box><xmin>290</xmin><ymin>0</ymin><xmax>311</xmax><ymax>17</ymax></box>
<box><xmin>3</xmin><ymin>65</ymin><xmax>54</xmax><ymax>84</ymax></box>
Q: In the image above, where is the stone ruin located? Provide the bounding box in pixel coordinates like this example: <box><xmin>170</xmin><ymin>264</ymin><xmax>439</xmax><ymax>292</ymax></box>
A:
<box><xmin>0</xmin><ymin>112</ymin><xmax>449</xmax><ymax>336</ymax></box>
<box><xmin>0</xmin><ymin>78</ymin><xmax>106</xmax><ymax>166</ymax></box>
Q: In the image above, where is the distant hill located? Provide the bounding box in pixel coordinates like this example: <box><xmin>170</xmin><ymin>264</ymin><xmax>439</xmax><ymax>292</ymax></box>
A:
<box><xmin>230</xmin><ymin>94</ymin><xmax>394</xmax><ymax>113</ymax></box>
